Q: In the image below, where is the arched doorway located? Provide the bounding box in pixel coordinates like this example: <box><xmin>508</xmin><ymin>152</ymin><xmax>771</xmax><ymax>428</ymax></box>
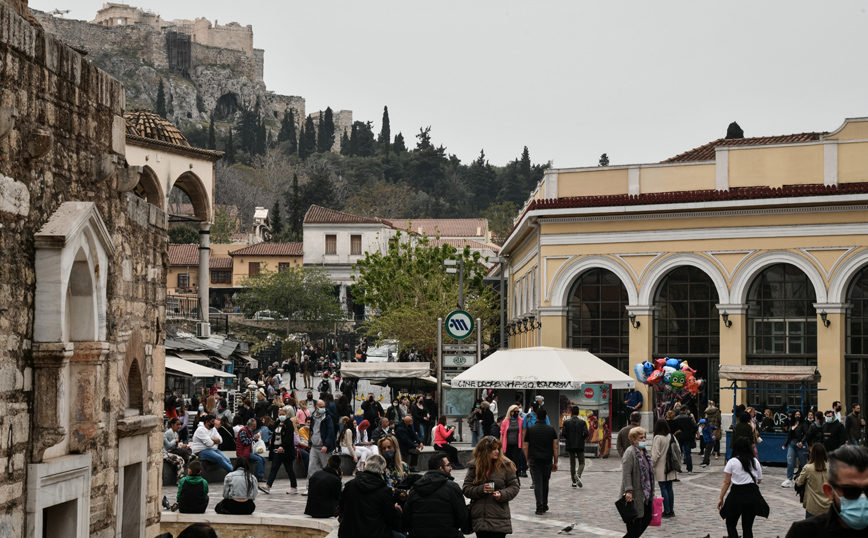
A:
<box><xmin>567</xmin><ymin>267</ymin><xmax>629</xmax><ymax>427</ymax></box>
<box><xmin>653</xmin><ymin>266</ymin><xmax>720</xmax><ymax>416</ymax></box>
<box><xmin>846</xmin><ymin>266</ymin><xmax>868</xmax><ymax>411</ymax></box>
<box><xmin>746</xmin><ymin>263</ymin><xmax>818</xmax><ymax>416</ymax></box>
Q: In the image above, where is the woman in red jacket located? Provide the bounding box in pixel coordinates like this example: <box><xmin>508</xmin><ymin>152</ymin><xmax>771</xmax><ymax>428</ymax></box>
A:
<box><xmin>500</xmin><ymin>405</ymin><xmax>524</xmax><ymax>470</ymax></box>
<box><xmin>433</xmin><ymin>415</ymin><xmax>464</xmax><ymax>469</ymax></box>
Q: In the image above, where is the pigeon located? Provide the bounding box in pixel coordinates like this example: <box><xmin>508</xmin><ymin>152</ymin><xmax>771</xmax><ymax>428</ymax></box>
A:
<box><xmin>161</xmin><ymin>495</ymin><xmax>170</xmax><ymax>511</ymax></box>
<box><xmin>557</xmin><ymin>523</ymin><xmax>577</xmax><ymax>534</ymax></box>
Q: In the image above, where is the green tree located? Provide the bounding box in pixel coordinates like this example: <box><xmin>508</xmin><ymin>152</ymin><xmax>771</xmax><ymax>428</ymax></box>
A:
<box><xmin>298</xmin><ymin>123</ymin><xmax>308</xmax><ymax>159</ymax></box>
<box><xmin>340</xmin><ymin>129</ymin><xmax>351</xmax><ymax>156</ymax></box>
<box><xmin>378</xmin><ymin>106</ymin><xmax>391</xmax><ymax>155</ymax></box>
<box><xmin>317</xmin><ymin>107</ymin><xmax>335</xmax><ymax>153</ymax></box>
<box><xmin>211</xmin><ymin>206</ymin><xmax>236</xmax><ymax>244</ymax></box>
<box><xmin>224</xmin><ymin>128</ymin><xmax>236</xmax><ymax>163</ymax></box>
<box><xmin>598</xmin><ymin>153</ymin><xmax>609</xmax><ymax>166</ymax></box>
<box><xmin>236</xmin><ymin>265</ymin><xmax>344</xmax><ymax>330</ymax></box>
<box><xmin>155</xmin><ymin>79</ymin><xmax>167</xmax><ymax>119</ymax></box>
<box><xmin>482</xmin><ymin>200</ymin><xmax>519</xmax><ymax>244</ymax></box>
<box><xmin>278</xmin><ymin>108</ymin><xmax>298</xmax><ymax>156</ymax></box>
<box><xmin>393</xmin><ymin>132</ymin><xmax>406</xmax><ymax>153</ymax></box>
<box><xmin>207</xmin><ymin>116</ymin><xmax>216</xmax><ymax>150</ymax></box>
<box><xmin>256</xmin><ymin>122</ymin><xmax>267</xmax><ymax>155</ymax></box>
<box><xmin>349</xmin><ymin>121</ymin><xmax>375</xmax><ymax>157</ymax></box>
<box><xmin>468</xmin><ymin>150</ymin><xmax>498</xmax><ymax>211</ymax></box>
<box><xmin>352</xmin><ymin>233</ymin><xmax>498</xmax><ymax>352</ymax></box>
<box><xmin>726</xmin><ymin>121</ymin><xmax>744</xmax><ymax>139</ymax></box>
<box><xmin>240</xmin><ymin>107</ymin><xmax>258</xmax><ymax>155</ymax></box>
<box><xmin>284</xmin><ymin>172</ymin><xmax>303</xmax><ymax>237</ymax></box>
<box><xmin>270</xmin><ymin>199</ymin><xmax>283</xmax><ymax>238</ymax></box>
<box><xmin>168</xmin><ymin>225</ymin><xmax>199</xmax><ymax>244</ymax></box>
<box><xmin>300</xmin><ymin>115</ymin><xmax>317</xmax><ymax>159</ymax></box>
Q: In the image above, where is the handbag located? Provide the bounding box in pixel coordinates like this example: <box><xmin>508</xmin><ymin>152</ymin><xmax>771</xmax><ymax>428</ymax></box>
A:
<box><xmin>650</xmin><ymin>497</ymin><xmax>663</xmax><ymax>527</ymax></box>
<box><xmin>461</xmin><ymin>500</ymin><xmax>475</xmax><ymax>535</ymax></box>
<box><xmin>252</xmin><ymin>439</ymin><xmax>267</xmax><ymax>456</ymax></box>
<box><xmin>615</xmin><ymin>495</ymin><xmax>639</xmax><ymax>523</ymax></box>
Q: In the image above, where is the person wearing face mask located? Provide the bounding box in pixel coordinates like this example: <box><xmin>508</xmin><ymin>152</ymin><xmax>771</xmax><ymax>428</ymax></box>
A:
<box><xmin>361</xmin><ymin>393</ymin><xmax>385</xmax><ymax>426</ymax></box>
<box><xmin>190</xmin><ymin>414</ymin><xmax>234</xmax><ymax>472</ymax></box>
<box><xmin>500</xmin><ymin>405</ymin><xmax>524</xmax><ymax>481</ymax></box>
<box><xmin>260</xmin><ymin>408</ymin><xmax>299</xmax><ymax>494</ymax></box>
<box><xmin>834</xmin><ymin>401</ymin><xmax>844</xmax><ymax>424</ymax></box>
<box><xmin>620</xmin><ymin>427</ymin><xmax>655</xmax><ymax>538</ymax></box>
<box><xmin>303</xmin><ymin>400</ymin><xmax>336</xmax><ymax>496</ymax></box>
<box><xmin>386</xmin><ymin>398</ymin><xmax>405</xmax><ymax>423</ymax></box>
<box><xmin>785</xmin><ymin>444</ymin><xmax>868</xmax><ymax>538</ymax></box>
<box><xmin>845</xmin><ymin>404</ymin><xmax>865</xmax><ymax>447</ymax></box>
<box><xmin>823</xmin><ymin>410</ymin><xmax>848</xmax><ymax>453</ymax></box>
<box><xmin>782</xmin><ymin>410</ymin><xmax>807</xmax><ymax>487</ymax></box>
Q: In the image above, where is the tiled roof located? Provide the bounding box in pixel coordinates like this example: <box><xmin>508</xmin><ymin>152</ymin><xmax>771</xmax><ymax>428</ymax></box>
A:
<box><xmin>124</xmin><ymin>110</ymin><xmax>190</xmax><ymax>147</ymax></box>
<box><xmin>229</xmin><ymin>242</ymin><xmax>304</xmax><ymax>257</ymax></box>
<box><xmin>385</xmin><ymin>219</ymin><xmax>488</xmax><ymax>238</ymax></box>
<box><xmin>304</xmin><ymin>205</ymin><xmax>384</xmax><ymax>225</ymax></box>
<box><xmin>428</xmin><ymin>238</ymin><xmax>500</xmax><ymax>254</ymax></box>
<box><xmin>168</xmin><ymin>244</ymin><xmax>233</xmax><ymax>269</ymax></box>
<box><xmin>661</xmin><ymin>133</ymin><xmax>824</xmax><ymax>163</ymax></box>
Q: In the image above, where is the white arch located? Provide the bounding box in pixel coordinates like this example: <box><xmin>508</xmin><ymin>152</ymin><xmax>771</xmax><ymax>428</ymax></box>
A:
<box><xmin>730</xmin><ymin>250</ymin><xmax>827</xmax><ymax>305</ymax></box>
<box><xmin>639</xmin><ymin>253</ymin><xmax>730</xmax><ymax>306</ymax></box>
<box><xmin>828</xmin><ymin>248</ymin><xmax>868</xmax><ymax>304</ymax></box>
<box><xmin>550</xmin><ymin>255</ymin><xmax>638</xmax><ymax>307</ymax></box>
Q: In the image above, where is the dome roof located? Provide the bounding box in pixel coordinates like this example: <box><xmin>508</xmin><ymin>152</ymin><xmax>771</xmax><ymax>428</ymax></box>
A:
<box><xmin>124</xmin><ymin>110</ymin><xmax>190</xmax><ymax>147</ymax></box>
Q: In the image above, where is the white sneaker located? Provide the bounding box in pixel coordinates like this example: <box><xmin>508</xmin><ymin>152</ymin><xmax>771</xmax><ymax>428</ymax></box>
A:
<box><xmin>301</xmin><ymin>490</ymin><xmax>309</xmax><ymax>496</ymax></box>
<box><xmin>781</xmin><ymin>479</ymin><xmax>793</xmax><ymax>488</ymax></box>
<box><xmin>575</xmin><ymin>475</ymin><xmax>583</xmax><ymax>488</ymax></box>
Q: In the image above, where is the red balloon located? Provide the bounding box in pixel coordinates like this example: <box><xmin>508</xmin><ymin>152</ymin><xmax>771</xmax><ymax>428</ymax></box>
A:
<box><xmin>647</xmin><ymin>369</ymin><xmax>665</xmax><ymax>386</ymax></box>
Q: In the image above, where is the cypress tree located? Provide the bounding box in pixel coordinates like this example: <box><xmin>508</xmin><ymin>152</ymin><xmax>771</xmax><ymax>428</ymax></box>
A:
<box><xmin>598</xmin><ymin>153</ymin><xmax>610</xmax><ymax>166</ymax></box>
<box><xmin>316</xmin><ymin>113</ymin><xmax>327</xmax><ymax>153</ymax></box>
<box><xmin>270</xmin><ymin>199</ymin><xmax>282</xmax><ymax>237</ymax></box>
<box><xmin>726</xmin><ymin>121</ymin><xmax>744</xmax><ymax>139</ymax></box>
<box><xmin>224</xmin><ymin>128</ymin><xmax>236</xmax><ymax>163</ymax></box>
<box><xmin>256</xmin><ymin>122</ymin><xmax>267</xmax><ymax>155</ymax></box>
<box><xmin>207</xmin><ymin>116</ymin><xmax>216</xmax><ymax>150</ymax></box>
<box><xmin>378</xmin><ymin>106</ymin><xmax>391</xmax><ymax>155</ymax></box>
<box><xmin>340</xmin><ymin>129</ymin><xmax>351</xmax><ymax>156</ymax></box>
<box><xmin>285</xmin><ymin>172</ymin><xmax>303</xmax><ymax>237</ymax></box>
<box><xmin>323</xmin><ymin>107</ymin><xmax>335</xmax><ymax>152</ymax></box>
<box><xmin>298</xmin><ymin>123</ymin><xmax>309</xmax><ymax>159</ymax></box>
<box><xmin>347</xmin><ymin>123</ymin><xmax>358</xmax><ymax>156</ymax></box>
<box><xmin>519</xmin><ymin>146</ymin><xmax>531</xmax><ymax>184</ymax></box>
<box><xmin>155</xmin><ymin>79</ymin><xmax>167</xmax><ymax>119</ymax></box>
<box><xmin>240</xmin><ymin>108</ymin><xmax>257</xmax><ymax>154</ymax></box>
<box><xmin>301</xmin><ymin>115</ymin><xmax>317</xmax><ymax>158</ymax></box>
<box><xmin>393</xmin><ymin>132</ymin><xmax>406</xmax><ymax>153</ymax></box>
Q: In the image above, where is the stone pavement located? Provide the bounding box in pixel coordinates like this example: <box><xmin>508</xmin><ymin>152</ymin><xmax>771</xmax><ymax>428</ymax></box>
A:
<box><xmin>163</xmin><ymin>454</ymin><xmax>807</xmax><ymax>538</ymax></box>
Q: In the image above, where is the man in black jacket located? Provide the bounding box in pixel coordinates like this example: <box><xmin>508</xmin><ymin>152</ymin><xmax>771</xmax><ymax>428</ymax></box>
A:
<box><xmin>823</xmin><ymin>409</ymin><xmax>849</xmax><ymax>453</ymax></box>
<box><xmin>397</xmin><ymin>416</ymin><xmax>423</xmax><ymax>470</ymax></box>
<box><xmin>371</xmin><ymin>417</ymin><xmax>392</xmax><ymax>444</ymax></box>
<box><xmin>785</xmin><ymin>444</ymin><xmax>868</xmax><ymax>538</ymax></box>
<box><xmin>562</xmin><ymin>405</ymin><xmax>589</xmax><ymax>488</ymax></box>
<box><xmin>339</xmin><ymin>455</ymin><xmax>402</xmax><ymax>538</ymax></box>
<box><xmin>523</xmin><ymin>408</ymin><xmax>559</xmax><ymax>515</ymax></box>
<box><xmin>362</xmin><ymin>393</ymin><xmax>386</xmax><ymax>426</ymax></box>
<box><xmin>672</xmin><ymin>406</ymin><xmax>698</xmax><ymax>474</ymax></box>
<box><xmin>402</xmin><ymin>453</ymin><xmax>466</xmax><ymax>538</ymax></box>
<box><xmin>305</xmin><ymin>455</ymin><xmax>343</xmax><ymax>518</ymax></box>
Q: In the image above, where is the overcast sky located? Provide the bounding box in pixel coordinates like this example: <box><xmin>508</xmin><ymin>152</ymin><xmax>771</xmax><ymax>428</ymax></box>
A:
<box><xmin>31</xmin><ymin>1</ymin><xmax>868</xmax><ymax>168</ymax></box>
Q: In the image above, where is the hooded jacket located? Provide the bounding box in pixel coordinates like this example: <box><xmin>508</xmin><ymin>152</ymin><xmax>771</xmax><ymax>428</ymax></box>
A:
<box><xmin>304</xmin><ymin>467</ymin><xmax>342</xmax><ymax>518</ymax></box>
<box><xmin>338</xmin><ymin>471</ymin><xmax>402</xmax><ymax>538</ymax></box>
<box><xmin>462</xmin><ymin>459</ymin><xmax>520</xmax><ymax>534</ymax></box>
<box><xmin>402</xmin><ymin>470</ymin><xmax>466</xmax><ymax>538</ymax></box>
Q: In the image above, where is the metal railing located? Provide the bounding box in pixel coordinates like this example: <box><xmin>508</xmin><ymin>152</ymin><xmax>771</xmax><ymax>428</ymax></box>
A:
<box><xmin>166</xmin><ymin>295</ymin><xmax>200</xmax><ymax>318</ymax></box>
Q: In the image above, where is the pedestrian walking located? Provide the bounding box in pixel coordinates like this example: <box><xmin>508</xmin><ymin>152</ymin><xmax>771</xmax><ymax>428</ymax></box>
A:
<box><xmin>619</xmin><ymin>427</ymin><xmax>654</xmax><ymax>538</ymax></box>
<box><xmin>672</xmin><ymin>406</ymin><xmax>697</xmax><ymax>474</ymax></box>
<box><xmin>785</xmin><ymin>444</ymin><xmax>868</xmax><ymax>537</ymax></box>
<box><xmin>523</xmin><ymin>409</ymin><xmax>558</xmax><ymax>515</ymax></box>
<box><xmin>304</xmin><ymin>400</ymin><xmax>336</xmax><ymax>495</ymax></box>
<box><xmin>260</xmin><ymin>408</ymin><xmax>298</xmax><ymax>494</ymax></box>
<box><xmin>823</xmin><ymin>409</ymin><xmax>848</xmax><ymax>453</ymax></box>
<box><xmin>500</xmin><ymin>405</ymin><xmax>524</xmax><ymax>478</ymax></box>
<box><xmin>845</xmin><ymin>404</ymin><xmax>864</xmax><ymax>446</ymax></box>
<box><xmin>468</xmin><ymin>400</ymin><xmax>483</xmax><ymax>447</ymax></box>
<box><xmin>302</xmin><ymin>356</ymin><xmax>312</xmax><ymax>389</ymax></box>
<box><xmin>705</xmin><ymin>400</ymin><xmax>722</xmax><ymax>458</ymax></box>
<box><xmin>651</xmin><ymin>419</ymin><xmax>677</xmax><ymax>518</ymax></box>
<box><xmin>338</xmin><ymin>455</ymin><xmax>403</xmax><ymax>538</ymax></box>
<box><xmin>462</xmin><ymin>436</ymin><xmax>521</xmax><ymax>538</ymax></box>
<box><xmin>562</xmin><ymin>405</ymin><xmax>589</xmax><ymax>488</ymax></box>
<box><xmin>782</xmin><ymin>410</ymin><xmax>807</xmax><ymax>487</ymax></box>
<box><xmin>699</xmin><ymin>419</ymin><xmax>717</xmax><ymax>467</ymax></box>
<box><xmin>402</xmin><ymin>453</ymin><xmax>466</xmax><ymax>538</ymax></box>
<box><xmin>794</xmin><ymin>443</ymin><xmax>831</xmax><ymax>518</ymax></box>
<box><xmin>717</xmin><ymin>437</ymin><xmax>769</xmax><ymax>538</ymax></box>
<box><xmin>617</xmin><ymin>412</ymin><xmax>642</xmax><ymax>457</ymax></box>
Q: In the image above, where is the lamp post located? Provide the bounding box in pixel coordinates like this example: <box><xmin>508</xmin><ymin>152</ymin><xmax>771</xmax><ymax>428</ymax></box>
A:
<box><xmin>444</xmin><ymin>258</ymin><xmax>464</xmax><ymax>309</ymax></box>
<box><xmin>489</xmin><ymin>256</ymin><xmax>508</xmax><ymax>350</ymax></box>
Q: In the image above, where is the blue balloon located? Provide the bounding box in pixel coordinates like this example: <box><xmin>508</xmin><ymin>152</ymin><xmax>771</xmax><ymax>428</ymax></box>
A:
<box><xmin>665</xmin><ymin>358</ymin><xmax>681</xmax><ymax>369</ymax></box>
<box><xmin>642</xmin><ymin>361</ymin><xmax>654</xmax><ymax>376</ymax></box>
<box><xmin>634</xmin><ymin>363</ymin><xmax>648</xmax><ymax>384</ymax></box>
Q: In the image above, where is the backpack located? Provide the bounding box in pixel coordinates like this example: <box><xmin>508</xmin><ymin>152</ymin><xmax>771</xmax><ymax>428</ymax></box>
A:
<box><xmin>665</xmin><ymin>435</ymin><xmax>682</xmax><ymax>475</ymax></box>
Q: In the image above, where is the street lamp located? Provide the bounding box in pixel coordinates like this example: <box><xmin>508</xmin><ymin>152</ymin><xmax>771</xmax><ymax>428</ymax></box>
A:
<box><xmin>489</xmin><ymin>256</ymin><xmax>508</xmax><ymax>350</ymax></box>
<box><xmin>443</xmin><ymin>258</ymin><xmax>464</xmax><ymax>309</ymax></box>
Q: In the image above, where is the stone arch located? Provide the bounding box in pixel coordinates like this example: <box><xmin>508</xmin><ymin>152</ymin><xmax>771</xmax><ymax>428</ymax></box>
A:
<box><xmin>550</xmin><ymin>255</ymin><xmax>638</xmax><ymax>307</ymax></box>
<box><xmin>828</xmin><ymin>248</ymin><xmax>868</xmax><ymax>304</ymax></box>
<box><xmin>170</xmin><ymin>171</ymin><xmax>211</xmax><ymax>223</ymax></box>
<box><xmin>120</xmin><ymin>330</ymin><xmax>146</xmax><ymax>412</ymax></box>
<box><xmin>639</xmin><ymin>253</ymin><xmax>730</xmax><ymax>306</ymax></box>
<box><xmin>133</xmin><ymin>165</ymin><xmax>165</xmax><ymax>210</ymax></box>
<box><xmin>35</xmin><ymin>202</ymin><xmax>114</xmax><ymax>343</ymax></box>
<box><xmin>214</xmin><ymin>92</ymin><xmax>241</xmax><ymax>120</ymax></box>
<box><xmin>730</xmin><ymin>250</ymin><xmax>827</xmax><ymax>305</ymax></box>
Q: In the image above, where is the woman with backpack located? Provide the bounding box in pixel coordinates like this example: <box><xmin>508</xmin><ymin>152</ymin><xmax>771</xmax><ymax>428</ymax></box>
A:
<box><xmin>718</xmin><ymin>437</ymin><xmax>769</xmax><ymax>538</ymax></box>
<box><xmin>794</xmin><ymin>442</ymin><xmax>831</xmax><ymax>518</ymax></box>
<box><xmin>651</xmin><ymin>419</ymin><xmax>678</xmax><ymax>518</ymax></box>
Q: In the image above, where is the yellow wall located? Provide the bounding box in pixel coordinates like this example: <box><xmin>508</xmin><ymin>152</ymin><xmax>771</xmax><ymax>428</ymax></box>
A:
<box><xmin>640</xmin><ymin>164</ymin><xmax>715</xmax><ymax>194</ymax></box>
<box><xmin>817</xmin><ymin>312</ymin><xmax>845</xmax><ymax>412</ymax></box>
<box><xmin>825</xmin><ymin>120</ymin><xmax>868</xmax><ymax>141</ymax></box>
<box><xmin>838</xmin><ymin>142</ymin><xmax>868</xmax><ymax>183</ymax></box>
<box><xmin>728</xmin><ymin>144</ymin><xmax>824</xmax><ymax>188</ymax></box>
<box><xmin>557</xmin><ymin>169</ymin><xmax>629</xmax><ymax>198</ymax></box>
<box><xmin>231</xmin><ymin>255</ymin><xmax>303</xmax><ymax>285</ymax></box>
<box><xmin>167</xmin><ymin>266</ymin><xmax>199</xmax><ymax>291</ymax></box>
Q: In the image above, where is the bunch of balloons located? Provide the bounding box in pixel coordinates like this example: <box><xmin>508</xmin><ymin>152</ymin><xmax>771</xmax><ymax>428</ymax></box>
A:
<box><xmin>633</xmin><ymin>357</ymin><xmax>704</xmax><ymax>395</ymax></box>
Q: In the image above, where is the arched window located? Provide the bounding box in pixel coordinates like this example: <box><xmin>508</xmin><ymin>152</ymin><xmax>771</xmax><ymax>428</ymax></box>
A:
<box><xmin>746</xmin><ymin>264</ymin><xmax>817</xmax><ymax>410</ymax></box>
<box><xmin>846</xmin><ymin>266</ymin><xmax>868</xmax><ymax>411</ymax></box>
<box><xmin>654</xmin><ymin>266</ymin><xmax>720</xmax><ymax>406</ymax></box>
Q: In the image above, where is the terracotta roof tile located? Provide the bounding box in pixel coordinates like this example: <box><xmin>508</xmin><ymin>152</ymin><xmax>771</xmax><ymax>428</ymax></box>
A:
<box><xmin>210</xmin><ymin>258</ymin><xmax>233</xmax><ymax>270</ymax></box>
<box><xmin>124</xmin><ymin>110</ymin><xmax>190</xmax><ymax>147</ymax></box>
<box><xmin>303</xmin><ymin>205</ymin><xmax>384</xmax><ymax>225</ymax></box>
<box><xmin>168</xmin><ymin>244</ymin><xmax>234</xmax><ymax>268</ymax></box>
<box><xmin>428</xmin><ymin>238</ymin><xmax>500</xmax><ymax>254</ymax></box>
<box><xmin>662</xmin><ymin>132</ymin><xmax>824</xmax><ymax>163</ymax></box>
<box><xmin>385</xmin><ymin>219</ymin><xmax>488</xmax><ymax>238</ymax></box>
<box><xmin>229</xmin><ymin>242</ymin><xmax>304</xmax><ymax>257</ymax></box>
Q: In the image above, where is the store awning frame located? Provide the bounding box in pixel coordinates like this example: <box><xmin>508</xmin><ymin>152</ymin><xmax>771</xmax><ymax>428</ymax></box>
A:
<box><xmin>165</xmin><ymin>356</ymin><xmax>234</xmax><ymax>378</ymax></box>
<box><xmin>340</xmin><ymin>363</ymin><xmax>430</xmax><ymax>379</ymax></box>
<box><xmin>718</xmin><ymin>365</ymin><xmax>821</xmax><ymax>383</ymax></box>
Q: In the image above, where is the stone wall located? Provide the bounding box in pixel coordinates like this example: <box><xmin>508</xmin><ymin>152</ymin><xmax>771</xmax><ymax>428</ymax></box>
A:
<box><xmin>0</xmin><ymin>1</ymin><xmax>167</xmax><ymax>536</ymax></box>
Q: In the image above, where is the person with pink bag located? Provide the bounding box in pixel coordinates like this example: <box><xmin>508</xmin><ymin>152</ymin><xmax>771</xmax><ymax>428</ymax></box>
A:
<box><xmin>651</xmin><ymin>419</ymin><xmax>678</xmax><ymax>518</ymax></box>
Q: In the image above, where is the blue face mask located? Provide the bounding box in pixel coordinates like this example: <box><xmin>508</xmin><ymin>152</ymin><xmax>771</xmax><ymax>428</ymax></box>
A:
<box><xmin>835</xmin><ymin>491</ymin><xmax>868</xmax><ymax>530</ymax></box>
<box><xmin>637</xmin><ymin>441</ymin><xmax>647</xmax><ymax>449</ymax></box>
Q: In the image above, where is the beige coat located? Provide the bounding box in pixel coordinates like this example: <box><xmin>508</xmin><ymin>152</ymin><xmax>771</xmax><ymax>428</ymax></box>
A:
<box><xmin>651</xmin><ymin>433</ymin><xmax>678</xmax><ymax>482</ymax></box>
<box><xmin>794</xmin><ymin>462</ymin><xmax>831</xmax><ymax>516</ymax></box>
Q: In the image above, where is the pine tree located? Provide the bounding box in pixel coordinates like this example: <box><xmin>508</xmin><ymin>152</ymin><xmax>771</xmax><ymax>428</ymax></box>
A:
<box><xmin>378</xmin><ymin>106</ymin><xmax>391</xmax><ymax>155</ymax></box>
<box><xmin>300</xmin><ymin>115</ymin><xmax>317</xmax><ymax>159</ymax></box>
<box><xmin>224</xmin><ymin>128</ymin><xmax>236</xmax><ymax>163</ymax></box>
<box><xmin>393</xmin><ymin>132</ymin><xmax>406</xmax><ymax>153</ymax></box>
<box><xmin>340</xmin><ymin>129</ymin><xmax>351</xmax><ymax>156</ymax></box>
<box><xmin>270</xmin><ymin>199</ymin><xmax>283</xmax><ymax>238</ymax></box>
<box><xmin>207</xmin><ymin>116</ymin><xmax>216</xmax><ymax>150</ymax></box>
<box><xmin>598</xmin><ymin>153</ymin><xmax>610</xmax><ymax>167</ymax></box>
<box><xmin>278</xmin><ymin>108</ymin><xmax>298</xmax><ymax>155</ymax></box>
<box><xmin>155</xmin><ymin>79</ymin><xmax>167</xmax><ymax>119</ymax></box>
<box><xmin>316</xmin><ymin>113</ymin><xmax>327</xmax><ymax>153</ymax></box>
<box><xmin>347</xmin><ymin>123</ymin><xmax>358</xmax><ymax>156</ymax></box>
<box><xmin>298</xmin><ymin>123</ymin><xmax>309</xmax><ymax>159</ymax></box>
<box><xmin>519</xmin><ymin>146</ymin><xmax>531</xmax><ymax>182</ymax></box>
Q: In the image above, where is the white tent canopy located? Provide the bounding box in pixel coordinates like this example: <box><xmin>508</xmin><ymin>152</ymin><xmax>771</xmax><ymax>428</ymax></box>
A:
<box><xmin>165</xmin><ymin>355</ymin><xmax>234</xmax><ymax>378</ymax></box>
<box><xmin>341</xmin><ymin>363</ymin><xmax>430</xmax><ymax>379</ymax></box>
<box><xmin>451</xmin><ymin>347</ymin><xmax>635</xmax><ymax>390</ymax></box>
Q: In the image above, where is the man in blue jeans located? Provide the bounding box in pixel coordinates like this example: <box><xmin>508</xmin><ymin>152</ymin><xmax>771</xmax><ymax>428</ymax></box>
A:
<box><xmin>671</xmin><ymin>406</ymin><xmax>697</xmax><ymax>474</ymax></box>
<box><xmin>191</xmin><ymin>414</ymin><xmax>233</xmax><ymax>472</ymax></box>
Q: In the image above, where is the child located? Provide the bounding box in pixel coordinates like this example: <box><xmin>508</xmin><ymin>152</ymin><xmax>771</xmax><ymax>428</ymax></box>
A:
<box><xmin>175</xmin><ymin>460</ymin><xmax>209</xmax><ymax>513</ymax></box>
<box><xmin>699</xmin><ymin>418</ymin><xmax>716</xmax><ymax>467</ymax></box>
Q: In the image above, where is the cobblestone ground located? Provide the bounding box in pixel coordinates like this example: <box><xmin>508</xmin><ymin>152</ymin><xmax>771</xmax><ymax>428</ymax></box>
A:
<box><xmin>168</xmin><ymin>372</ymin><xmax>806</xmax><ymax>537</ymax></box>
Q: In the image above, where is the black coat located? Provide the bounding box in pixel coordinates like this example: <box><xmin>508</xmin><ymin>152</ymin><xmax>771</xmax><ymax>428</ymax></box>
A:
<box><xmin>480</xmin><ymin>409</ymin><xmax>495</xmax><ymax>436</ymax></box>
<box><xmin>268</xmin><ymin>421</ymin><xmax>296</xmax><ymax>454</ymax></box>
<box><xmin>672</xmin><ymin>413</ymin><xmax>697</xmax><ymax>444</ymax></box>
<box><xmin>562</xmin><ymin>416</ymin><xmax>589</xmax><ymax>451</ymax></box>
<box><xmin>402</xmin><ymin>470</ymin><xmax>466</xmax><ymax>538</ymax></box>
<box><xmin>339</xmin><ymin>471</ymin><xmax>402</xmax><ymax>538</ymax></box>
<box><xmin>362</xmin><ymin>400</ymin><xmax>386</xmax><ymax>425</ymax></box>
<box><xmin>822</xmin><ymin>421</ymin><xmax>848</xmax><ymax>452</ymax></box>
<box><xmin>396</xmin><ymin>423</ymin><xmax>420</xmax><ymax>453</ymax></box>
<box><xmin>305</xmin><ymin>467</ymin><xmax>342</xmax><ymax>518</ymax></box>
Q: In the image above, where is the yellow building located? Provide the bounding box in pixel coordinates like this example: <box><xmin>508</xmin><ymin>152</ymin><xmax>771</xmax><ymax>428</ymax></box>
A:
<box><xmin>167</xmin><ymin>244</ymin><xmax>234</xmax><ymax>293</ymax></box>
<box><xmin>229</xmin><ymin>242</ymin><xmax>304</xmax><ymax>283</ymax></box>
<box><xmin>499</xmin><ymin>117</ymin><xmax>868</xmax><ymax>428</ymax></box>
